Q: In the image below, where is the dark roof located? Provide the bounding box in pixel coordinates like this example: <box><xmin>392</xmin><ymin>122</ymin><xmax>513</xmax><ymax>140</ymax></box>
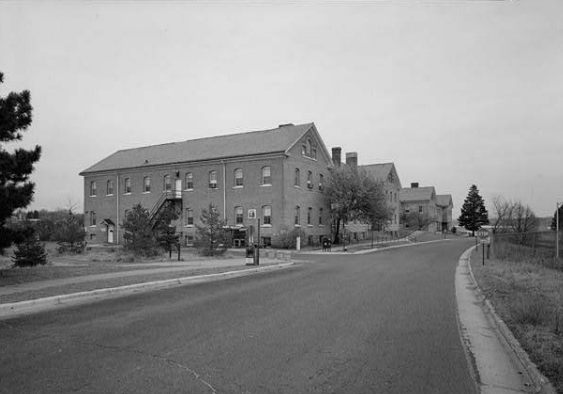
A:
<box><xmin>361</xmin><ymin>163</ymin><xmax>394</xmax><ymax>181</ymax></box>
<box><xmin>80</xmin><ymin>123</ymin><xmax>318</xmax><ymax>175</ymax></box>
<box><xmin>399</xmin><ymin>186</ymin><xmax>436</xmax><ymax>202</ymax></box>
<box><xmin>436</xmin><ymin>194</ymin><xmax>453</xmax><ymax>207</ymax></box>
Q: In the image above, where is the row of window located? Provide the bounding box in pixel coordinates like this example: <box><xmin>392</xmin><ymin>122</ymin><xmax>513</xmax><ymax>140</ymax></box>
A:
<box><xmin>294</xmin><ymin>169</ymin><xmax>324</xmax><ymax>190</ymax></box>
<box><xmin>87</xmin><ymin>205</ymin><xmax>325</xmax><ymax>227</ymax></box>
<box><xmin>89</xmin><ymin>166</ymin><xmax>325</xmax><ymax>196</ymax></box>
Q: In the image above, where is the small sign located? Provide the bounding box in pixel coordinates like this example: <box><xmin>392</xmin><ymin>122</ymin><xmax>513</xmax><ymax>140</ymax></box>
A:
<box><xmin>477</xmin><ymin>229</ymin><xmax>489</xmax><ymax>239</ymax></box>
<box><xmin>248</xmin><ymin>209</ymin><xmax>257</xmax><ymax>219</ymax></box>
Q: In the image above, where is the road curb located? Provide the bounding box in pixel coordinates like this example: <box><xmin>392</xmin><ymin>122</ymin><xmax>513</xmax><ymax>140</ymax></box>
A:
<box><xmin>0</xmin><ymin>262</ymin><xmax>296</xmax><ymax>320</ymax></box>
<box><xmin>465</xmin><ymin>246</ymin><xmax>557</xmax><ymax>394</ymax></box>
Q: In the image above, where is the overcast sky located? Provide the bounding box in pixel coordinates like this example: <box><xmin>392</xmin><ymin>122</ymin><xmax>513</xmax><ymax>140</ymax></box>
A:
<box><xmin>1</xmin><ymin>0</ymin><xmax>562</xmax><ymax>218</ymax></box>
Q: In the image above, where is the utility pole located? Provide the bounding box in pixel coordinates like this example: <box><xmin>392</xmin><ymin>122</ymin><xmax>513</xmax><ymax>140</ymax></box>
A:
<box><xmin>557</xmin><ymin>202</ymin><xmax>560</xmax><ymax>259</ymax></box>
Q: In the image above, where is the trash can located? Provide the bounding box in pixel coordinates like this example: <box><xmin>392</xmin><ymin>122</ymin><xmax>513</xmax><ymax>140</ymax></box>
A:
<box><xmin>245</xmin><ymin>245</ymin><xmax>255</xmax><ymax>265</ymax></box>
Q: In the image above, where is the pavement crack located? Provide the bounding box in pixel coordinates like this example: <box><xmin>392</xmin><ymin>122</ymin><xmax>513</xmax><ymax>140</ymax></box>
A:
<box><xmin>75</xmin><ymin>340</ymin><xmax>217</xmax><ymax>393</ymax></box>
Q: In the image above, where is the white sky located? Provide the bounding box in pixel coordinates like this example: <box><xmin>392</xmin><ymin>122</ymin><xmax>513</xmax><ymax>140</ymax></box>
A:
<box><xmin>1</xmin><ymin>0</ymin><xmax>562</xmax><ymax>217</ymax></box>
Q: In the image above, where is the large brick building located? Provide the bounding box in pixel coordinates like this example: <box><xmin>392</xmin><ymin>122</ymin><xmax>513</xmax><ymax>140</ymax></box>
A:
<box><xmin>79</xmin><ymin>123</ymin><xmax>333</xmax><ymax>247</ymax></box>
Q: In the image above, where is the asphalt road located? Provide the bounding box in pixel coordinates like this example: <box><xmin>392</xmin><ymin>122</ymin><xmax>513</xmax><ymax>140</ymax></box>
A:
<box><xmin>0</xmin><ymin>239</ymin><xmax>477</xmax><ymax>394</ymax></box>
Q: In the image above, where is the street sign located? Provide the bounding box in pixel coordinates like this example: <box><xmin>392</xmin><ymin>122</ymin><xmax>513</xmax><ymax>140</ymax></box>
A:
<box><xmin>477</xmin><ymin>229</ymin><xmax>489</xmax><ymax>239</ymax></box>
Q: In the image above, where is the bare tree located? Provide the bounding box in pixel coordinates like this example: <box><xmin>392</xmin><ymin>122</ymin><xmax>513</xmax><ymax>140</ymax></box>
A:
<box><xmin>510</xmin><ymin>201</ymin><xmax>538</xmax><ymax>239</ymax></box>
<box><xmin>491</xmin><ymin>195</ymin><xmax>514</xmax><ymax>233</ymax></box>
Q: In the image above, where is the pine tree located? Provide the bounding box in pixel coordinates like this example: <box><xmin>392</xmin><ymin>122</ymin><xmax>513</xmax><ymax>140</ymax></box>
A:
<box><xmin>12</xmin><ymin>235</ymin><xmax>47</xmax><ymax>267</ymax></box>
<box><xmin>121</xmin><ymin>204</ymin><xmax>160</xmax><ymax>256</ymax></box>
<box><xmin>458</xmin><ymin>184</ymin><xmax>489</xmax><ymax>236</ymax></box>
<box><xmin>194</xmin><ymin>203</ymin><xmax>229</xmax><ymax>256</ymax></box>
<box><xmin>0</xmin><ymin>71</ymin><xmax>42</xmax><ymax>253</ymax></box>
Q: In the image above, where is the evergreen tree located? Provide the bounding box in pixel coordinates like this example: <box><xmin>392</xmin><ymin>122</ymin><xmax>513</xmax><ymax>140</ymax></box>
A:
<box><xmin>121</xmin><ymin>204</ymin><xmax>160</xmax><ymax>256</ymax></box>
<box><xmin>12</xmin><ymin>234</ymin><xmax>47</xmax><ymax>267</ymax></box>
<box><xmin>551</xmin><ymin>204</ymin><xmax>563</xmax><ymax>231</ymax></box>
<box><xmin>458</xmin><ymin>184</ymin><xmax>489</xmax><ymax>236</ymax></box>
<box><xmin>0</xmin><ymin>71</ymin><xmax>42</xmax><ymax>253</ymax></box>
<box><xmin>194</xmin><ymin>203</ymin><xmax>229</xmax><ymax>256</ymax></box>
<box><xmin>154</xmin><ymin>202</ymin><xmax>180</xmax><ymax>257</ymax></box>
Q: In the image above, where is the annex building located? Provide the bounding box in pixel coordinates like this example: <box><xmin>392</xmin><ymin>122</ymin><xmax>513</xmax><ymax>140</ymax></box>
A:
<box><xmin>79</xmin><ymin>123</ymin><xmax>333</xmax><ymax>247</ymax></box>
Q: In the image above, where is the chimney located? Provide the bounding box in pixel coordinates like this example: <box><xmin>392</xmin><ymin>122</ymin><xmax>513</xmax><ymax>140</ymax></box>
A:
<box><xmin>278</xmin><ymin>123</ymin><xmax>294</xmax><ymax>128</ymax></box>
<box><xmin>411</xmin><ymin>182</ymin><xmax>419</xmax><ymax>188</ymax></box>
<box><xmin>346</xmin><ymin>152</ymin><xmax>358</xmax><ymax>167</ymax></box>
<box><xmin>331</xmin><ymin>147</ymin><xmax>342</xmax><ymax>167</ymax></box>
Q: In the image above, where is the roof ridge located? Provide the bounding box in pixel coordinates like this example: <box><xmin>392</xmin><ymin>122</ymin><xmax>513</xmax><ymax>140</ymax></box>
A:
<box><xmin>114</xmin><ymin>123</ymin><xmax>313</xmax><ymax>153</ymax></box>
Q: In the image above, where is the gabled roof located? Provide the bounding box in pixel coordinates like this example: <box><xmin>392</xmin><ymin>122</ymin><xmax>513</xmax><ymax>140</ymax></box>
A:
<box><xmin>399</xmin><ymin>186</ymin><xmax>436</xmax><ymax>203</ymax></box>
<box><xmin>436</xmin><ymin>194</ymin><xmax>453</xmax><ymax>208</ymax></box>
<box><xmin>80</xmin><ymin>123</ymin><xmax>325</xmax><ymax>175</ymax></box>
<box><xmin>361</xmin><ymin>163</ymin><xmax>401</xmax><ymax>188</ymax></box>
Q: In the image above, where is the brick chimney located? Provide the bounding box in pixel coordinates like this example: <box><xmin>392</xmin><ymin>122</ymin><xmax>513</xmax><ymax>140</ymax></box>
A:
<box><xmin>346</xmin><ymin>152</ymin><xmax>358</xmax><ymax>167</ymax></box>
<box><xmin>332</xmin><ymin>147</ymin><xmax>342</xmax><ymax>167</ymax></box>
<box><xmin>411</xmin><ymin>182</ymin><xmax>419</xmax><ymax>188</ymax></box>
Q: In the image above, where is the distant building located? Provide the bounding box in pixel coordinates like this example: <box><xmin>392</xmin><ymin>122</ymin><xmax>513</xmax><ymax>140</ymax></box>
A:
<box><xmin>399</xmin><ymin>183</ymin><xmax>439</xmax><ymax>232</ymax></box>
<box><xmin>436</xmin><ymin>194</ymin><xmax>454</xmax><ymax>232</ymax></box>
<box><xmin>361</xmin><ymin>162</ymin><xmax>402</xmax><ymax>234</ymax></box>
<box><xmin>79</xmin><ymin>123</ymin><xmax>333</xmax><ymax>247</ymax></box>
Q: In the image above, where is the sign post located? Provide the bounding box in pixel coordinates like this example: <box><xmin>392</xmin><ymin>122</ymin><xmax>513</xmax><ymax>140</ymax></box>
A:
<box><xmin>477</xmin><ymin>229</ymin><xmax>489</xmax><ymax>266</ymax></box>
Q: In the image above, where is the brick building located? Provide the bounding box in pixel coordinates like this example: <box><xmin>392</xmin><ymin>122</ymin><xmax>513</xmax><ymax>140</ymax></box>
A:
<box><xmin>79</xmin><ymin>123</ymin><xmax>333</xmax><ymax>247</ymax></box>
<box><xmin>399</xmin><ymin>183</ymin><xmax>439</xmax><ymax>232</ymax></box>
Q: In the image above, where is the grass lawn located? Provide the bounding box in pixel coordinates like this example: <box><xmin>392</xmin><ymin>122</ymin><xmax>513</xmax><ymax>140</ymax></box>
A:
<box><xmin>0</xmin><ymin>242</ymin><xmax>242</xmax><ymax>287</ymax></box>
<box><xmin>471</xmin><ymin>249</ymin><xmax>563</xmax><ymax>393</ymax></box>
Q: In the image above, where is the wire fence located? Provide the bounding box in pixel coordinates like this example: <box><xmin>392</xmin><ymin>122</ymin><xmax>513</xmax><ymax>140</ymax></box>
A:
<box><xmin>491</xmin><ymin>230</ymin><xmax>563</xmax><ymax>269</ymax></box>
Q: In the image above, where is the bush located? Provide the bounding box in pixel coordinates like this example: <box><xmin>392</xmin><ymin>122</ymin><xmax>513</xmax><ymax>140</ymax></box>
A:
<box><xmin>272</xmin><ymin>227</ymin><xmax>306</xmax><ymax>249</ymax></box>
<box><xmin>194</xmin><ymin>204</ymin><xmax>229</xmax><ymax>257</ymax></box>
<box><xmin>12</xmin><ymin>236</ymin><xmax>48</xmax><ymax>267</ymax></box>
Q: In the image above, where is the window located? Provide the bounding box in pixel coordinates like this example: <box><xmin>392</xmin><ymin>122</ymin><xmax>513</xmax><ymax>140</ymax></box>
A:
<box><xmin>262</xmin><ymin>205</ymin><xmax>271</xmax><ymax>225</ymax></box>
<box><xmin>319</xmin><ymin>208</ymin><xmax>323</xmax><ymax>225</ymax></box>
<box><xmin>294</xmin><ymin>168</ymin><xmax>300</xmax><ymax>187</ymax></box>
<box><xmin>185</xmin><ymin>235</ymin><xmax>194</xmax><ymax>246</ymax></box>
<box><xmin>90</xmin><ymin>181</ymin><xmax>97</xmax><ymax>196</ymax></box>
<box><xmin>106</xmin><ymin>180</ymin><xmax>113</xmax><ymax>196</ymax></box>
<box><xmin>186</xmin><ymin>209</ymin><xmax>194</xmax><ymax>225</ymax></box>
<box><xmin>235</xmin><ymin>206</ymin><xmax>243</xmax><ymax>225</ymax></box>
<box><xmin>388</xmin><ymin>172</ymin><xmax>395</xmax><ymax>184</ymax></box>
<box><xmin>124</xmin><ymin>178</ymin><xmax>131</xmax><ymax>194</ymax></box>
<box><xmin>261</xmin><ymin>166</ymin><xmax>271</xmax><ymax>185</ymax></box>
<box><xmin>209</xmin><ymin>170</ymin><xmax>217</xmax><ymax>188</ymax></box>
<box><xmin>419</xmin><ymin>206</ymin><xmax>423</xmax><ymax>213</ymax></box>
<box><xmin>143</xmin><ymin>177</ymin><xmax>151</xmax><ymax>193</ymax></box>
<box><xmin>185</xmin><ymin>172</ymin><xmax>193</xmax><ymax>189</ymax></box>
<box><xmin>319</xmin><ymin>174</ymin><xmax>324</xmax><ymax>191</ymax></box>
<box><xmin>302</xmin><ymin>144</ymin><xmax>307</xmax><ymax>155</ymax></box>
<box><xmin>164</xmin><ymin>174</ymin><xmax>172</xmax><ymax>191</ymax></box>
<box><xmin>234</xmin><ymin>168</ymin><xmax>243</xmax><ymax>187</ymax></box>
<box><xmin>312</xmin><ymin>148</ymin><xmax>317</xmax><ymax>159</ymax></box>
<box><xmin>405</xmin><ymin>207</ymin><xmax>410</xmax><ymax>214</ymax></box>
<box><xmin>294</xmin><ymin>206</ymin><xmax>300</xmax><ymax>225</ymax></box>
<box><xmin>262</xmin><ymin>237</ymin><xmax>272</xmax><ymax>247</ymax></box>
<box><xmin>307</xmin><ymin>207</ymin><xmax>312</xmax><ymax>225</ymax></box>
<box><xmin>90</xmin><ymin>211</ymin><xmax>96</xmax><ymax>226</ymax></box>
<box><xmin>307</xmin><ymin>139</ymin><xmax>312</xmax><ymax>155</ymax></box>
<box><xmin>307</xmin><ymin>171</ymin><xmax>313</xmax><ymax>189</ymax></box>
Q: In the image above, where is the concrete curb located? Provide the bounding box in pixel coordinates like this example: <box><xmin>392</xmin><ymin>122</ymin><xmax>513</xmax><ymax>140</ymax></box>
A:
<box><xmin>466</xmin><ymin>246</ymin><xmax>557</xmax><ymax>394</ymax></box>
<box><xmin>0</xmin><ymin>262</ymin><xmax>296</xmax><ymax>320</ymax></box>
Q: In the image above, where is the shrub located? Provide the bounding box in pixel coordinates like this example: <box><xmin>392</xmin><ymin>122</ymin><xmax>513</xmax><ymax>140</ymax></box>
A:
<box><xmin>272</xmin><ymin>227</ymin><xmax>306</xmax><ymax>249</ymax></box>
<box><xmin>12</xmin><ymin>236</ymin><xmax>48</xmax><ymax>267</ymax></box>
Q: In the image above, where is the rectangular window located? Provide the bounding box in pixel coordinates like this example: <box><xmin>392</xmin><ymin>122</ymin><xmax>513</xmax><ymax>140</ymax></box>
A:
<box><xmin>307</xmin><ymin>171</ymin><xmax>313</xmax><ymax>189</ymax></box>
<box><xmin>262</xmin><ymin>166</ymin><xmax>271</xmax><ymax>185</ymax></box>
<box><xmin>144</xmin><ymin>177</ymin><xmax>151</xmax><ymax>193</ymax></box>
<box><xmin>209</xmin><ymin>171</ymin><xmax>217</xmax><ymax>188</ymax></box>
<box><xmin>319</xmin><ymin>174</ymin><xmax>324</xmax><ymax>191</ymax></box>
<box><xmin>186</xmin><ymin>209</ymin><xmax>194</xmax><ymax>225</ymax></box>
<box><xmin>90</xmin><ymin>211</ymin><xmax>96</xmax><ymax>226</ymax></box>
<box><xmin>90</xmin><ymin>181</ymin><xmax>97</xmax><ymax>196</ymax></box>
<box><xmin>106</xmin><ymin>180</ymin><xmax>113</xmax><ymax>196</ymax></box>
<box><xmin>164</xmin><ymin>175</ymin><xmax>172</xmax><ymax>191</ymax></box>
<box><xmin>294</xmin><ymin>206</ymin><xmax>300</xmax><ymax>225</ymax></box>
<box><xmin>234</xmin><ymin>169</ymin><xmax>243</xmax><ymax>187</ymax></box>
<box><xmin>261</xmin><ymin>237</ymin><xmax>271</xmax><ymax>247</ymax></box>
<box><xmin>419</xmin><ymin>206</ymin><xmax>423</xmax><ymax>213</ymax></box>
<box><xmin>185</xmin><ymin>235</ymin><xmax>194</xmax><ymax>246</ymax></box>
<box><xmin>262</xmin><ymin>205</ymin><xmax>271</xmax><ymax>225</ymax></box>
<box><xmin>124</xmin><ymin>178</ymin><xmax>131</xmax><ymax>194</ymax></box>
<box><xmin>294</xmin><ymin>168</ymin><xmax>300</xmax><ymax>187</ymax></box>
<box><xmin>319</xmin><ymin>208</ymin><xmax>323</xmax><ymax>225</ymax></box>
<box><xmin>186</xmin><ymin>173</ymin><xmax>193</xmax><ymax>189</ymax></box>
<box><xmin>235</xmin><ymin>206</ymin><xmax>243</xmax><ymax>224</ymax></box>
